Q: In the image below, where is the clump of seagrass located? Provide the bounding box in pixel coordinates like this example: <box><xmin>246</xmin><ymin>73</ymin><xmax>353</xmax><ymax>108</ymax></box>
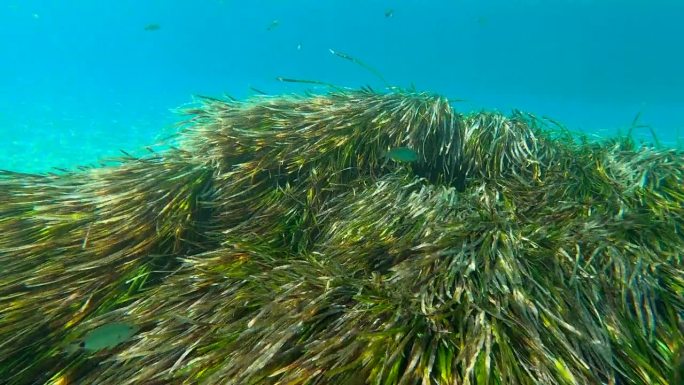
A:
<box><xmin>0</xmin><ymin>89</ymin><xmax>682</xmax><ymax>385</ymax></box>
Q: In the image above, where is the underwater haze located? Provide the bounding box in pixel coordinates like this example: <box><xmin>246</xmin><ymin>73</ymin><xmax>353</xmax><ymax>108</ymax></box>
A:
<box><xmin>1</xmin><ymin>0</ymin><xmax>683</xmax><ymax>172</ymax></box>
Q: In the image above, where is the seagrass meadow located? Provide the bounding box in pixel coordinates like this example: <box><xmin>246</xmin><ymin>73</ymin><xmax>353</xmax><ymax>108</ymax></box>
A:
<box><xmin>0</xmin><ymin>89</ymin><xmax>683</xmax><ymax>385</ymax></box>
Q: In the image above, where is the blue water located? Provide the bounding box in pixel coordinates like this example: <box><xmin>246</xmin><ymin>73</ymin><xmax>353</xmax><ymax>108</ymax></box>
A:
<box><xmin>1</xmin><ymin>0</ymin><xmax>683</xmax><ymax>172</ymax></box>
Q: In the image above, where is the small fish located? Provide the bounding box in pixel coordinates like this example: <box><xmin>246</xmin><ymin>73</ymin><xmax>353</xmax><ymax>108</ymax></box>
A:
<box><xmin>384</xmin><ymin>9</ymin><xmax>394</xmax><ymax>18</ymax></box>
<box><xmin>249</xmin><ymin>86</ymin><xmax>268</xmax><ymax>95</ymax></box>
<box><xmin>276</xmin><ymin>77</ymin><xmax>332</xmax><ymax>86</ymax></box>
<box><xmin>386</xmin><ymin>147</ymin><xmax>418</xmax><ymax>162</ymax></box>
<box><xmin>328</xmin><ymin>49</ymin><xmax>389</xmax><ymax>86</ymax></box>
<box><xmin>70</xmin><ymin>322</ymin><xmax>138</xmax><ymax>353</ymax></box>
<box><xmin>144</xmin><ymin>23</ymin><xmax>160</xmax><ymax>31</ymax></box>
<box><xmin>267</xmin><ymin>20</ymin><xmax>279</xmax><ymax>31</ymax></box>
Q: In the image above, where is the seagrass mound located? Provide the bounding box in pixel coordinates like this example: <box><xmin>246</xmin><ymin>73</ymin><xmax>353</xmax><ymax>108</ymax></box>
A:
<box><xmin>0</xmin><ymin>89</ymin><xmax>682</xmax><ymax>385</ymax></box>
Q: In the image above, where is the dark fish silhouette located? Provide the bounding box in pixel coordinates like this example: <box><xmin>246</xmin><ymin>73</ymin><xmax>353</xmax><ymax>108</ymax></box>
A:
<box><xmin>267</xmin><ymin>20</ymin><xmax>279</xmax><ymax>31</ymax></box>
<box><xmin>144</xmin><ymin>23</ymin><xmax>160</xmax><ymax>32</ymax></box>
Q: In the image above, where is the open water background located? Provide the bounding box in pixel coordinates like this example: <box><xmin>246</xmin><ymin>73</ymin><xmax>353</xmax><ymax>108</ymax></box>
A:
<box><xmin>1</xmin><ymin>0</ymin><xmax>682</xmax><ymax>172</ymax></box>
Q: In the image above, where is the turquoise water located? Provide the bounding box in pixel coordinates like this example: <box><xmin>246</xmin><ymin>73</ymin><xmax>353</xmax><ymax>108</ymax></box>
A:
<box><xmin>1</xmin><ymin>0</ymin><xmax>683</xmax><ymax>172</ymax></box>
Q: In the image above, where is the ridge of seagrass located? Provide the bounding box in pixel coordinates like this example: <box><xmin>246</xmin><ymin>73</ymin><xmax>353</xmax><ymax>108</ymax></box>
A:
<box><xmin>0</xmin><ymin>89</ymin><xmax>682</xmax><ymax>385</ymax></box>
